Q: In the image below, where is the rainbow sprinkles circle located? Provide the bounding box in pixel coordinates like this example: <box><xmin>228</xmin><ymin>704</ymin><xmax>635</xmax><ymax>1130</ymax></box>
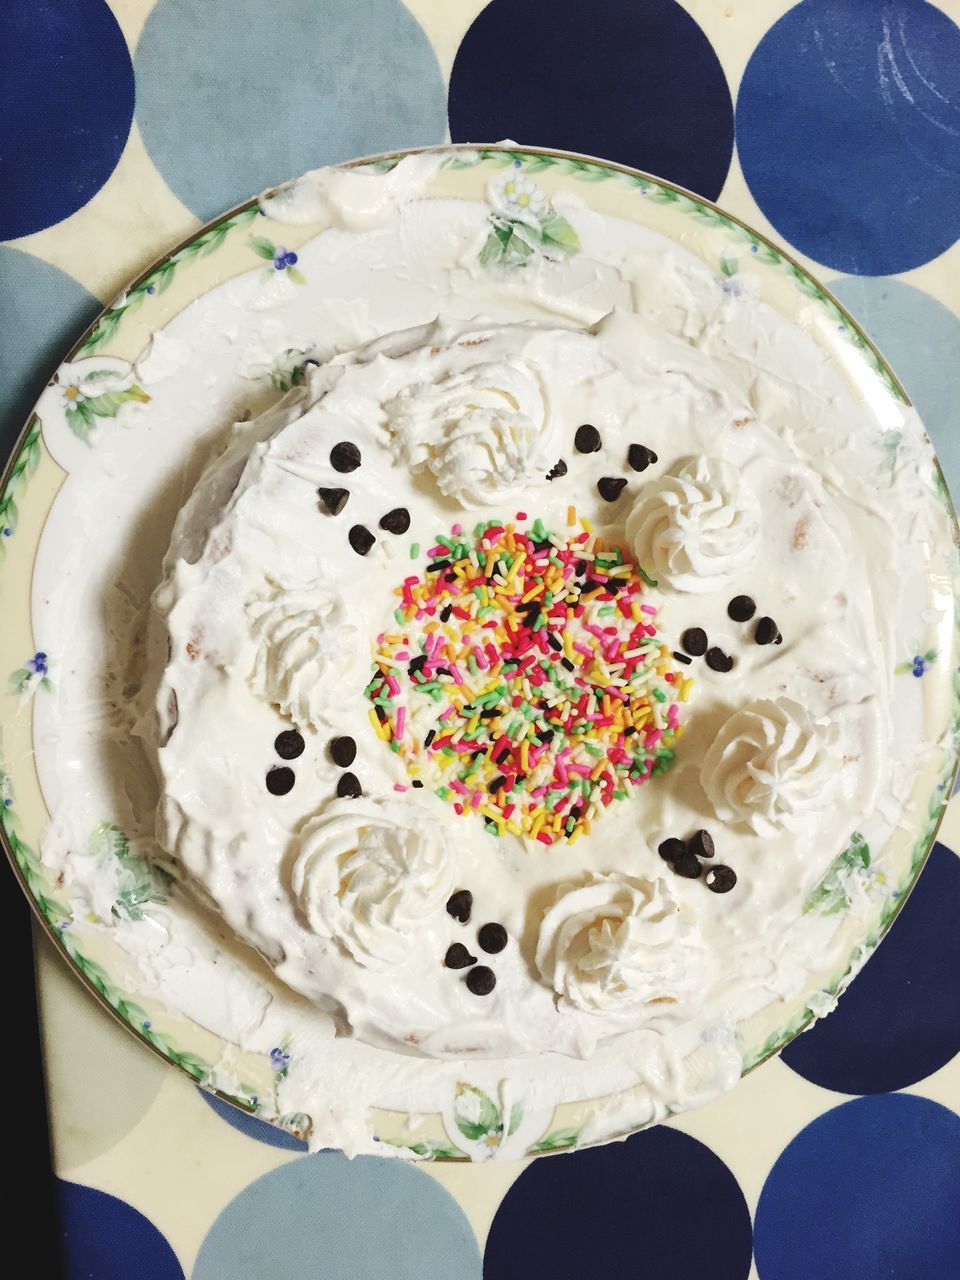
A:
<box><xmin>366</xmin><ymin>511</ymin><xmax>691</xmax><ymax>843</ymax></box>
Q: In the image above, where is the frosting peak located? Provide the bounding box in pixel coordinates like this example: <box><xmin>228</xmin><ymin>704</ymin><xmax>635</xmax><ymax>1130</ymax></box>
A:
<box><xmin>625</xmin><ymin>455</ymin><xmax>760</xmax><ymax>592</ymax></box>
<box><xmin>385</xmin><ymin>349</ymin><xmax>560</xmax><ymax>508</ymax></box>
<box><xmin>247</xmin><ymin>583</ymin><xmax>361</xmax><ymax>732</ymax></box>
<box><xmin>700</xmin><ymin>697</ymin><xmax>837</xmax><ymax>835</ymax></box>
<box><xmin>535</xmin><ymin>873</ymin><xmax>701</xmax><ymax>1013</ymax></box>
<box><xmin>292</xmin><ymin>799</ymin><xmax>454</xmax><ymax>971</ymax></box>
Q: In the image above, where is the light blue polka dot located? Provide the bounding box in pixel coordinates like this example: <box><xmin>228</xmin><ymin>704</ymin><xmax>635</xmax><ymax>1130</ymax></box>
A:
<box><xmin>829</xmin><ymin>275</ymin><xmax>960</xmax><ymax>503</ymax></box>
<box><xmin>737</xmin><ymin>0</ymin><xmax>960</xmax><ymax>274</ymax></box>
<box><xmin>134</xmin><ymin>0</ymin><xmax>446</xmax><ymax>222</ymax></box>
<box><xmin>754</xmin><ymin>1096</ymin><xmax>960</xmax><ymax>1279</ymax></box>
<box><xmin>0</xmin><ymin>247</ymin><xmax>101</xmax><ymax>458</ymax></box>
<box><xmin>193</xmin><ymin>1151</ymin><xmax>480</xmax><ymax>1279</ymax></box>
<box><xmin>198</xmin><ymin>1089</ymin><xmax>308</xmax><ymax>1152</ymax></box>
<box><xmin>0</xmin><ymin>0</ymin><xmax>135</xmax><ymax>238</ymax></box>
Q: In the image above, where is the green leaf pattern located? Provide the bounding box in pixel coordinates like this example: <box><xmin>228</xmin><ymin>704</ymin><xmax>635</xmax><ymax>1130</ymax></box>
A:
<box><xmin>268</xmin><ymin>347</ymin><xmax>315</xmax><ymax>391</ymax></box>
<box><xmin>77</xmin><ymin>207</ymin><xmax>260</xmax><ymax>356</ymax></box>
<box><xmin>479</xmin><ymin>170</ymin><xmax>580</xmax><ymax>270</ymax></box>
<box><xmin>529</xmin><ymin>1126</ymin><xmax>581</xmax><ymax>1154</ymax></box>
<box><xmin>0</xmin><ymin>421</ymin><xmax>41</xmax><ymax>557</ymax></box>
<box><xmin>59</xmin><ymin>375</ymin><xmax>151</xmax><ymax>443</ymax></box>
<box><xmin>804</xmin><ymin>831</ymin><xmax>871</xmax><ymax>916</ymax></box>
<box><xmin>84</xmin><ymin>821</ymin><xmax>172</xmax><ymax>921</ymax></box>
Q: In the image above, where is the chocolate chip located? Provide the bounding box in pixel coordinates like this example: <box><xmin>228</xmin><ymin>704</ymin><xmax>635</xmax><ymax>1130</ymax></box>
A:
<box><xmin>274</xmin><ymin>729</ymin><xmax>304</xmax><ymax>760</ymax></box>
<box><xmin>597</xmin><ymin>476</ymin><xmax>628</xmax><ymax>503</ymax></box>
<box><xmin>444</xmin><ymin>943</ymin><xmax>477</xmax><ymax>969</ymax></box>
<box><xmin>705</xmin><ymin>865</ymin><xmax>737</xmax><ymax>893</ymax></box>
<box><xmin>674</xmin><ymin>851</ymin><xmax>703</xmax><ymax>879</ymax></box>
<box><xmin>574</xmin><ymin>424</ymin><xmax>602</xmax><ymax>454</ymax></box>
<box><xmin>330</xmin><ymin>441</ymin><xmax>361</xmax><ymax>473</ymax></box>
<box><xmin>672</xmin><ymin>651</ymin><xmax>692</xmax><ymax>665</ymax></box>
<box><xmin>336</xmin><ymin>772</ymin><xmax>362</xmax><ymax>798</ymax></box>
<box><xmin>658</xmin><ymin>837</ymin><xmax>687</xmax><ymax>863</ymax></box>
<box><xmin>411</xmin><ymin>780</ymin><xmax>423</xmax><ymax>789</ymax></box>
<box><xmin>681</xmin><ymin>627</ymin><xmax>708</xmax><ymax>657</ymax></box>
<box><xmin>446</xmin><ymin>889</ymin><xmax>472</xmax><ymax>923</ymax></box>
<box><xmin>265</xmin><ymin>766</ymin><xmax>295</xmax><ymax>796</ymax></box>
<box><xmin>478</xmin><ymin>923</ymin><xmax>508</xmax><ymax>954</ymax></box>
<box><xmin>688</xmin><ymin>829</ymin><xmax>715</xmax><ymax>860</ymax></box>
<box><xmin>546</xmin><ymin>458</ymin><xmax>568</xmax><ymax>481</ymax></box>
<box><xmin>329</xmin><ymin>736</ymin><xmax>357</xmax><ymax>767</ymax></box>
<box><xmin>727</xmin><ymin>595</ymin><xmax>756</xmax><ymax>622</ymax></box>
<box><xmin>755</xmin><ymin>616</ymin><xmax>780</xmax><ymax>646</ymax></box>
<box><xmin>466</xmin><ymin>966</ymin><xmax>496</xmax><ymax>996</ymax></box>
<box><xmin>627</xmin><ymin>443</ymin><xmax>658</xmax><ymax>472</ymax></box>
<box><xmin>705</xmin><ymin>647</ymin><xmax>735</xmax><ymax>673</ymax></box>
<box><xmin>317</xmin><ymin>486</ymin><xmax>349</xmax><ymax>516</ymax></box>
<box><xmin>348</xmin><ymin>524</ymin><xmax>375</xmax><ymax>556</ymax></box>
<box><xmin>379</xmin><ymin>507</ymin><xmax>410</xmax><ymax>535</ymax></box>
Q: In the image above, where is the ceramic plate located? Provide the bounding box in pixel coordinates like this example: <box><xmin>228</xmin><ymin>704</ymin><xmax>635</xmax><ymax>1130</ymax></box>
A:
<box><xmin>2</xmin><ymin>145</ymin><xmax>958</xmax><ymax>1159</ymax></box>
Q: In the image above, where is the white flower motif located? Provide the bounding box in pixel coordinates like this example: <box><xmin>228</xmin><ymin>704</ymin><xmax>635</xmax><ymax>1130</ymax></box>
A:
<box><xmin>489</xmin><ymin>172</ymin><xmax>548</xmax><ymax>228</ymax></box>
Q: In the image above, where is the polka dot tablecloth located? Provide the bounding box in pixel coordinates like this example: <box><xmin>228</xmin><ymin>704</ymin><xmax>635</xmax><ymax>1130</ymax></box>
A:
<box><xmin>5</xmin><ymin>2</ymin><xmax>960</xmax><ymax>1276</ymax></box>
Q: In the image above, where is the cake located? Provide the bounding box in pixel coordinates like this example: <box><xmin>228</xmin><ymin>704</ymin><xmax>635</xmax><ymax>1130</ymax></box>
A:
<box><xmin>152</xmin><ymin>305</ymin><xmax>890</xmax><ymax>1064</ymax></box>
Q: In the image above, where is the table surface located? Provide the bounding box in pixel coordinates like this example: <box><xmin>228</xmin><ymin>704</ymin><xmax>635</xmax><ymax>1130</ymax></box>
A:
<box><xmin>3</xmin><ymin>1</ymin><xmax>960</xmax><ymax>1276</ymax></box>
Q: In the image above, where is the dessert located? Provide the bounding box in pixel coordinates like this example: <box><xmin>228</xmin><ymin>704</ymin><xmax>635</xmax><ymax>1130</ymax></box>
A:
<box><xmin>153</xmin><ymin>307</ymin><xmax>890</xmax><ymax>1061</ymax></box>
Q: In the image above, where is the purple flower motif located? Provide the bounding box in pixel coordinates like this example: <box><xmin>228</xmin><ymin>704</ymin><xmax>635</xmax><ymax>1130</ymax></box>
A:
<box><xmin>912</xmin><ymin>655</ymin><xmax>927</xmax><ymax>678</ymax></box>
<box><xmin>273</xmin><ymin>249</ymin><xmax>298</xmax><ymax>271</ymax></box>
<box><xmin>269</xmin><ymin>1045</ymin><xmax>291</xmax><ymax>1073</ymax></box>
<box><xmin>26</xmin><ymin>651</ymin><xmax>48</xmax><ymax>676</ymax></box>
<box><xmin>2</xmin><ymin>527</ymin><xmax>11</xmax><ymax>537</ymax></box>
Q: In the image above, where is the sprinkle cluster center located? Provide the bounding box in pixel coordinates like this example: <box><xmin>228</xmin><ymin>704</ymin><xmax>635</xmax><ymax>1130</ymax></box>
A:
<box><xmin>366</xmin><ymin>515</ymin><xmax>691</xmax><ymax>844</ymax></box>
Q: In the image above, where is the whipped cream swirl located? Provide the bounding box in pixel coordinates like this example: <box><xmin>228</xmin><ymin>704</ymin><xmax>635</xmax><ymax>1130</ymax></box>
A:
<box><xmin>701</xmin><ymin>697</ymin><xmax>836</xmax><ymax>835</ymax></box>
<box><xmin>625</xmin><ymin>455</ymin><xmax>760</xmax><ymax>592</ymax></box>
<box><xmin>292</xmin><ymin>800</ymin><xmax>454</xmax><ymax>970</ymax></box>
<box><xmin>536</xmin><ymin>873</ymin><xmax>700</xmax><ymax>1013</ymax></box>
<box><xmin>385</xmin><ymin>356</ymin><xmax>560</xmax><ymax>507</ymax></box>
<box><xmin>247</xmin><ymin>582</ymin><xmax>360</xmax><ymax>731</ymax></box>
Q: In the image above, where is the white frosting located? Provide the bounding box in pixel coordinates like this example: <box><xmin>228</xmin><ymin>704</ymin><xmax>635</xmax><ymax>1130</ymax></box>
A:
<box><xmin>384</xmin><ymin>345</ymin><xmax>561</xmax><ymax>507</ymax></box>
<box><xmin>536</xmin><ymin>874</ymin><xmax>702</xmax><ymax>1013</ymax></box>
<box><xmin>248</xmin><ymin>583</ymin><xmax>361</xmax><ymax>732</ymax></box>
<box><xmin>625</xmin><ymin>455</ymin><xmax>760</xmax><ymax>592</ymax></box>
<box><xmin>293</xmin><ymin>800</ymin><xmax>453</xmax><ymax>970</ymax></box>
<box><xmin>31</xmin><ymin>154</ymin><xmax>953</xmax><ymax>1159</ymax></box>
<box><xmin>700</xmin><ymin>697</ymin><xmax>837</xmax><ymax>835</ymax></box>
<box><xmin>259</xmin><ymin>153</ymin><xmax>442</xmax><ymax>230</ymax></box>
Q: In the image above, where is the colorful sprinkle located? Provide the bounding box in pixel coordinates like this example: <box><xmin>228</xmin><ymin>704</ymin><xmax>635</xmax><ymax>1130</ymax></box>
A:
<box><xmin>366</xmin><ymin>518</ymin><xmax>690</xmax><ymax>843</ymax></box>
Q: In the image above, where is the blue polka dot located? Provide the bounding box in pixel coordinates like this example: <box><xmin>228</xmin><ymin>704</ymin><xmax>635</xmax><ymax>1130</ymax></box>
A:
<box><xmin>449</xmin><ymin>0</ymin><xmax>733</xmax><ymax>201</ymax></box>
<box><xmin>198</xmin><ymin>1089</ymin><xmax>308</xmax><ymax>1151</ymax></box>
<box><xmin>193</xmin><ymin>1151</ymin><xmax>480</xmax><ymax>1279</ymax></box>
<box><xmin>737</xmin><ymin>0</ymin><xmax>960</xmax><ymax>275</ymax></box>
<box><xmin>782</xmin><ymin>843</ymin><xmax>960</xmax><ymax>1094</ymax></box>
<box><xmin>135</xmin><ymin>0</ymin><xmax>446</xmax><ymax>223</ymax></box>
<box><xmin>829</xmin><ymin>276</ymin><xmax>960</xmax><ymax>504</ymax></box>
<box><xmin>484</xmin><ymin>1126</ymin><xmax>752</xmax><ymax>1279</ymax></box>
<box><xmin>58</xmin><ymin>1180</ymin><xmax>184</xmax><ymax>1280</ymax></box>
<box><xmin>755</xmin><ymin>1095</ymin><xmax>960</xmax><ymax>1279</ymax></box>
<box><xmin>0</xmin><ymin>1</ymin><xmax>134</xmax><ymax>239</ymax></box>
<box><xmin>0</xmin><ymin>247</ymin><xmax>101</xmax><ymax>457</ymax></box>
